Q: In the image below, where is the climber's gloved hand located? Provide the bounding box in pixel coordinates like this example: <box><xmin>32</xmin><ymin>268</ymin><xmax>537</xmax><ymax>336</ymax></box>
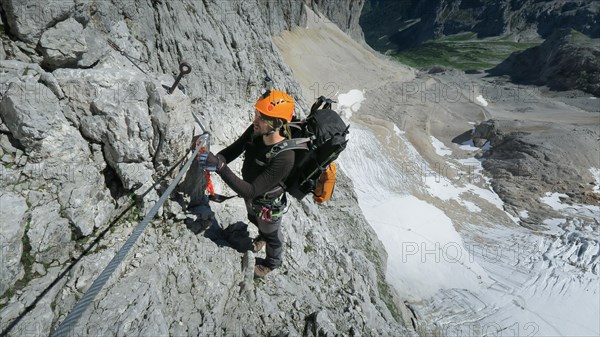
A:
<box><xmin>199</xmin><ymin>152</ymin><xmax>225</xmax><ymax>172</ymax></box>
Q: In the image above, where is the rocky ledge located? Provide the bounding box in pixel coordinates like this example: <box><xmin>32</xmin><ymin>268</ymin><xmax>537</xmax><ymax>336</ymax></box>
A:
<box><xmin>464</xmin><ymin>119</ymin><xmax>600</xmax><ymax>228</ymax></box>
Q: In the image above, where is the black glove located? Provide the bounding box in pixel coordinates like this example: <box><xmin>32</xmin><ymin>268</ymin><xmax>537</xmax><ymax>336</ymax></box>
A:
<box><xmin>199</xmin><ymin>152</ymin><xmax>225</xmax><ymax>172</ymax></box>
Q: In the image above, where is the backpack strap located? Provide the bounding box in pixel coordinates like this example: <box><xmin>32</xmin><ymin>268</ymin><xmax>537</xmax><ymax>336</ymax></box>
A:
<box><xmin>289</xmin><ymin>122</ymin><xmax>303</xmax><ymax>131</ymax></box>
<box><xmin>254</xmin><ymin>138</ymin><xmax>309</xmax><ymax>181</ymax></box>
<box><xmin>310</xmin><ymin>96</ymin><xmax>337</xmax><ymax>116</ymax></box>
<box><xmin>254</xmin><ymin>158</ymin><xmax>268</xmax><ymax>167</ymax></box>
<box><xmin>256</xmin><ymin>139</ymin><xmax>309</xmax><ymax>201</ymax></box>
<box><xmin>310</xmin><ymin>97</ymin><xmax>324</xmax><ymax>115</ymax></box>
<box><xmin>265</xmin><ymin>138</ymin><xmax>310</xmax><ymax>161</ymax></box>
<box><xmin>254</xmin><ymin>135</ymin><xmax>311</xmax><ymax>168</ymax></box>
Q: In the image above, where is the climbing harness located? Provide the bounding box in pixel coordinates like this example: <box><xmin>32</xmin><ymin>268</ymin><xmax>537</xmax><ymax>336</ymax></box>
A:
<box><xmin>259</xmin><ymin>206</ymin><xmax>272</xmax><ymax>221</ymax></box>
<box><xmin>252</xmin><ymin>192</ymin><xmax>287</xmax><ymax>222</ymax></box>
<box><xmin>257</xmin><ymin>205</ymin><xmax>284</xmax><ymax>222</ymax></box>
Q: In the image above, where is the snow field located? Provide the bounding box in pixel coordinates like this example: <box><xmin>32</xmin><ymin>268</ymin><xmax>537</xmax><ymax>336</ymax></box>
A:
<box><xmin>336</xmin><ymin>89</ymin><xmax>600</xmax><ymax>336</ymax></box>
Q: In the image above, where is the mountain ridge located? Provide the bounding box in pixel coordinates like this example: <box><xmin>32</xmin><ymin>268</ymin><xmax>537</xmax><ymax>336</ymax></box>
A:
<box><xmin>361</xmin><ymin>0</ymin><xmax>600</xmax><ymax>53</ymax></box>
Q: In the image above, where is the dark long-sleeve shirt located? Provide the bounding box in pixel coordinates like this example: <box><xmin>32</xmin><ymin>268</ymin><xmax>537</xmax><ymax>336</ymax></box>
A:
<box><xmin>217</xmin><ymin>126</ymin><xmax>294</xmax><ymax>200</ymax></box>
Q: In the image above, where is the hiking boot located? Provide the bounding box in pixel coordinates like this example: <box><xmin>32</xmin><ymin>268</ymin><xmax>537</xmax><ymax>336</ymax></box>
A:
<box><xmin>252</xmin><ymin>238</ymin><xmax>266</xmax><ymax>253</ymax></box>
<box><xmin>254</xmin><ymin>264</ymin><xmax>273</xmax><ymax>278</ymax></box>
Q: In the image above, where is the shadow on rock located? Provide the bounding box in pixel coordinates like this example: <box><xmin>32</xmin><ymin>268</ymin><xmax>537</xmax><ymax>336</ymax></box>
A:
<box><xmin>204</xmin><ymin>220</ymin><xmax>253</xmax><ymax>253</ymax></box>
<box><xmin>184</xmin><ymin>202</ymin><xmax>252</xmax><ymax>252</ymax></box>
<box><xmin>184</xmin><ymin>216</ymin><xmax>209</xmax><ymax>234</ymax></box>
<box><xmin>184</xmin><ymin>203</ymin><xmax>214</xmax><ymax>234</ymax></box>
<box><xmin>451</xmin><ymin>129</ymin><xmax>473</xmax><ymax>145</ymax></box>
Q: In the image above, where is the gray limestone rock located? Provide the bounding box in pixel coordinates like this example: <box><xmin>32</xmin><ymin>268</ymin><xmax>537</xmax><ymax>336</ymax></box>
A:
<box><xmin>309</xmin><ymin>0</ymin><xmax>366</xmax><ymax>42</ymax></box>
<box><xmin>38</xmin><ymin>72</ymin><xmax>65</xmax><ymax>99</ymax></box>
<box><xmin>0</xmin><ymin>1</ymin><xmax>410</xmax><ymax>336</ymax></box>
<box><xmin>0</xmin><ymin>41</ymin><xmax>5</xmax><ymax>61</ymax></box>
<box><xmin>53</xmin><ymin>69</ymin><xmax>158</xmax><ymax>191</ymax></box>
<box><xmin>305</xmin><ymin>310</ymin><xmax>337</xmax><ymax>337</ymax></box>
<box><xmin>79</xmin><ymin>115</ymin><xmax>106</xmax><ymax>142</ymax></box>
<box><xmin>1</xmin><ymin>40</ymin><xmax>27</xmax><ymax>63</ymax></box>
<box><xmin>0</xmin><ymin>266</ymin><xmax>67</xmax><ymax>336</ymax></box>
<box><xmin>0</xmin><ymin>80</ymin><xmax>64</xmax><ymax>148</ymax></box>
<box><xmin>114</xmin><ymin>162</ymin><xmax>154</xmax><ymax>191</ymax></box>
<box><xmin>0</xmin><ymin>133</ymin><xmax>19</xmax><ymax>156</ymax></box>
<box><xmin>27</xmin><ymin>200</ymin><xmax>72</xmax><ymax>264</ymax></box>
<box><xmin>147</xmin><ymin>86</ymin><xmax>195</xmax><ymax>171</ymax></box>
<box><xmin>0</xmin><ymin>164</ymin><xmax>21</xmax><ymax>190</ymax></box>
<box><xmin>78</xmin><ymin>26</ymin><xmax>107</xmax><ymax>68</ymax></box>
<box><xmin>1</xmin><ymin>0</ymin><xmax>76</xmax><ymax>43</ymax></box>
<box><xmin>175</xmin><ymin>136</ymin><xmax>209</xmax><ymax>211</ymax></box>
<box><xmin>12</xmin><ymin>41</ymin><xmax>43</xmax><ymax>64</ymax></box>
<box><xmin>50</xmin><ymin>67</ymin><xmax>196</xmax><ymax>212</ymax></box>
<box><xmin>39</xmin><ymin>18</ymin><xmax>87</xmax><ymax>69</ymax></box>
<box><xmin>58</xmin><ymin>179</ymin><xmax>114</xmax><ymax>237</ymax></box>
<box><xmin>0</xmin><ymin>60</ymin><xmax>45</xmax><ymax>84</ymax></box>
<box><xmin>0</xmin><ymin>192</ymin><xmax>28</xmax><ymax>296</ymax></box>
<box><xmin>91</xmin><ymin>82</ymin><xmax>152</xmax><ymax>164</ymax></box>
<box><xmin>1</xmin><ymin>76</ymin><xmax>111</xmax><ymax>246</ymax></box>
<box><xmin>472</xmin><ymin>119</ymin><xmax>600</xmax><ymax>226</ymax></box>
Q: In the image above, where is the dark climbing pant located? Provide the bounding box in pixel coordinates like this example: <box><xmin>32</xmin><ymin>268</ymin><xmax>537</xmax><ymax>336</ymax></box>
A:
<box><xmin>245</xmin><ymin>199</ymin><xmax>283</xmax><ymax>268</ymax></box>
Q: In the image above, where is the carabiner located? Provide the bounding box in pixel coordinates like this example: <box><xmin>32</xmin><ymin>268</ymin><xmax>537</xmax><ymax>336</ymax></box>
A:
<box><xmin>259</xmin><ymin>206</ymin><xmax>272</xmax><ymax>222</ymax></box>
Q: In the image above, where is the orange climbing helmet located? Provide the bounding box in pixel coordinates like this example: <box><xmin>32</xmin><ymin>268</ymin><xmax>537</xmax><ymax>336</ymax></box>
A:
<box><xmin>255</xmin><ymin>90</ymin><xmax>294</xmax><ymax>122</ymax></box>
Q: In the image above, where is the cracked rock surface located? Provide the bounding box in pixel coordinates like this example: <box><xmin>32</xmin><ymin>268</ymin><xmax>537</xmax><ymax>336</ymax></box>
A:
<box><xmin>0</xmin><ymin>1</ymin><xmax>411</xmax><ymax>336</ymax></box>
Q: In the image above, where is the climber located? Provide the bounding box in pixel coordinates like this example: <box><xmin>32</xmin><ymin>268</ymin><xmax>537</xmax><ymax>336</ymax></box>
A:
<box><xmin>199</xmin><ymin>90</ymin><xmax>295</xmax><ymax>278</ymax></box>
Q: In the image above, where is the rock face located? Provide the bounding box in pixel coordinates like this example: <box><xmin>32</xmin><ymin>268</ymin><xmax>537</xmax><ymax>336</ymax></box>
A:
<box><xmin>361</xmin><ymin>0</ymin><xmax>600</xmax><ymax>52</ymax></box>
<box><xmin>0</xmin><ymin>1</ymin><xmax>409</xmax><ymax>336</ymax></box>
<box><xmin>0</xmin><ymin>192</ymin><xmax>28</xmax><ymax>295</ymax></box>
<box><xmin>468</xmin><ymin>119</ymin><xmax>600</xmax><ymax>227</ymax></box>
<box><xmin>0</xmin><ymin>0</ymin><xmax>85</xmax><ymax>44</ymax></box>
<box><xmin>489</xmin><ymin>29</ymin><xmax>600</xmax><ymax>96</ymax></box>
<box><xmin>38</xmin><ymin>18</ymin><xmax>87</xmax><ymax>69</ymax></box>
<box><xmin>308</xmin><ymin>0</ymin><xmax>366</xmax><ymax>43</ymax></box>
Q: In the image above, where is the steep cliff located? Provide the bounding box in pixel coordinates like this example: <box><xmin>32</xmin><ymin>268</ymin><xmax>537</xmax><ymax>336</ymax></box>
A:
<box><xmin>307</xmin><ymin>0</ymin><xmax>366</xmax><ymax>43</ymax></box>
<box><xmin>0</xmin><ymin>1</ymin><xmax>410</xmax><ymax>336</ymax></box>
<box><xmin>361</xmin><ymin>0</ymin><xmax>600</xmax><ymax>53</ymax></box>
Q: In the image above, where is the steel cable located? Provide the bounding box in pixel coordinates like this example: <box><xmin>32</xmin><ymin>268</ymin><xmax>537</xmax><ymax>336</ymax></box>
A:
<box><xmin>49</xmin><ymin>134</ymin><xmax>208</xmax><ymax>337</ymax></box>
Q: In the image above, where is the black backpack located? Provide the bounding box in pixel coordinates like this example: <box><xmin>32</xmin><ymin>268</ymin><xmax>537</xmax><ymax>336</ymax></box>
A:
<box><xmin>266</xmin><ymin>96</ymin><xmax>350</xmax><ymax>201</ymax></box>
